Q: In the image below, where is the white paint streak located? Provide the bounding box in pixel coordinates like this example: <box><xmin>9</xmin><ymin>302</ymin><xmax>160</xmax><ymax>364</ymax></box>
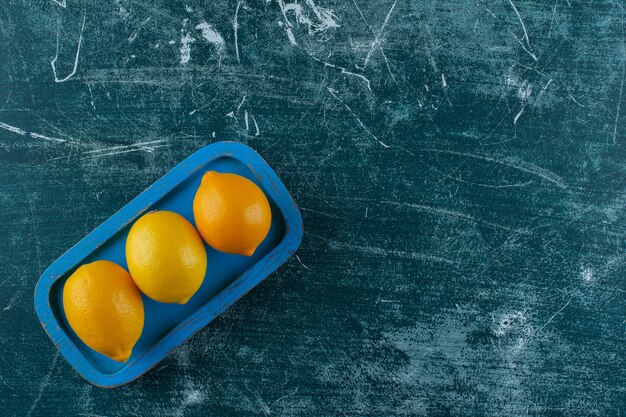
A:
<box><xmin>179</xmin><ymin>33</ymin><xmax>195</xmax><ymax>65</ymax></box>
<box><xmin>0</xmin><ymin>121</ymin><xmax>26</xmax><ymax>136</ymax></box>
<box><xmin>52</xmin><ymin>0</ymin><xmax>66</xmax><ymax>7</ymax></box>
<box><xmin>196</xmin><ymin>22</ymin><xmax>226</xmax><ymax>53</ymax></box>
<box><xmin>51</xmin><ymin>12</ymin><xmax>86</xmax><ymax>83</ymax></box>
<box><xmin>234</xmin><ymin>0</ymin><xmax>244</xmax><ymax>63</ymax></box>
<box><xmin>277</xmin><ymin>0</ymin><xmax>339</xmax><ymax>44</ymax></box>
<box><xmin>285</xmin><ymin>26</ymin><xmax>297</xmax><ymax>45</ymax></box>
<box><xmin>304</xmin><ymin>0</ymin><xmax>340</xmax><ymax>33</ymax></box>
<box><xmin>0</xmin><ymin>121</ymin><xmax>67</xmax><ymax>143</ymax></box>
<box><xmin>84</xmin><ymin>139</ymin><xmax>166</xmax><ymax>155</ymax></box>
<box><xmin>513</xmin><ymin>107</ymin><xmax>524</xmax><ymax>124</ymax></box>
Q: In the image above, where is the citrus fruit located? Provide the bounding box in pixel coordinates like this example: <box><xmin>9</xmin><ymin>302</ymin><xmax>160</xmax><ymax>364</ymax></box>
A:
<box><xmin>126</xmin><ymin>210</ymin><xmax>207</xmax><ymax>304</ymax></box>
<box><xmin>63</xmin><ymin>260</ymin><xmax>144</xmax><ymax>362</ymax></box>
<box><xmin>193</xmin><ymin>171</ymin><xmax>271</xmax><ymax>256</ymax></box>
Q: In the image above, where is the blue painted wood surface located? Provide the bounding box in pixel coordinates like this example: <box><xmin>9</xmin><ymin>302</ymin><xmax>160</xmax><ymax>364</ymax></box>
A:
<box><xmin>0</xmin><ymin>0</ymin><xmax>624</xmax><ymax>415</ymax></box>
<box><xmin>35</xmin><ymin>142</ymin><xmax>303</xmax><ymax>387</ymax></box>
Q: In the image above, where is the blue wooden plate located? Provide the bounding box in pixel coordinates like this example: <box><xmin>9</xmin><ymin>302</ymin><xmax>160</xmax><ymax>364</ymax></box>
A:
<box><xmin>34</xmin><ymin>142</ymin><xmax>303</xmax><ymax>387</ymax></box>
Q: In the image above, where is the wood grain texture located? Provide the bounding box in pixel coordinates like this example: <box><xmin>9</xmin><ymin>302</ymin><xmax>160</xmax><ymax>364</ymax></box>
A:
<box><xmin>0</xmin><ymin>0</ymin><xmax>624</xmax><ymax>415</ymax></box>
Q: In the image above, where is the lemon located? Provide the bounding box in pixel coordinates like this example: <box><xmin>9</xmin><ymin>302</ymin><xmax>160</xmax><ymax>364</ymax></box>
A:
<box><xmin>126</xmin><ymin>211</ymin><xmax>207</xmax><ymax>304</ymax></box>
<box><xmin>193</xmin><ymin>171</ymin><xmax>271</xmax><ymax>256</ymax></box>
<box><xmin>63</xmin><ymin>260</ymin><xmax>144</xmax><ymax>362</ymax></box>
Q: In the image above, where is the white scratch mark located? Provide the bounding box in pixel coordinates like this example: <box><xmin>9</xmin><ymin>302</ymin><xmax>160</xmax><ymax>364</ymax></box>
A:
<box><xmin>380</xmin><ymin>199</ymin><xmax>529</xmax><ymax>234</ymax></box>
<box><xmin>51</xmin><ymin>12</ymin><xmax>86</xmax><ymax>83</ymax></box>
<box><xmin>84</xmin><ymin>140</ymin><xmax>166</xmax><ymax>155</ymax></box>
<box><xmin>509</xmin><ymin>0</ymin><xmax>531</xmax><ymax>47</ymax></box>
<box><xmin>87</xmin><ymin>144</ymin><xmax>168</xmax><ymax>158</ymax></box>
<box><xmin>549</xmin><ymin>0</ymin><xmax>559</xmax><ymax>38</ymax></box>
<box><xmin>294</xmin><ymin>254</ymin><xmax>311</xmax><ymax>270</ymax></box>
<box><xmin>0</xmin><ymin>291</ymin><xmax>21</xmax><ymax>316</ymax></box>
<box><xmin>327</xmin><ymin>88</ymin><xmax>388</xmax><ymax>147</ymax></box>
<box><xmin>87</xmin><ymin>83</ymin><xmax>96</xmax><ymax>110</ymax></box>
<box><xmin>52</xmin><ymin>0</ymin><xmax>66</xmax><ymax>7</ymax></box>
<box><xmin>196</xmin><ymin>22</ymin><xmax>226</xmax><ymax>54</ymax></box>
<box><xmin>302</xmin><ymin>49</ymin><xmax>371</xmax><ymax>91</ymax></box>
<box><xmin>363</xmin><ymin>0</ymin><xmax>397</xmax><ymax>68</ymax></box>
<box><xmin>537</xmin><ymin>78</ymin><xmax>553</xmax><ymax>99</ymax></box>
<box><xmin>27</xmin><ymin>352</ymin><xmax>59</xmax><ymax>417</ymax></box>
<box><xmin>510</xmin><ymin>30</ymin><xmax>537</xmax><ymax>61</ymax></box>
<box><xmin>539</xmin><ymin>298</ymin><xmax>572</xmax><ymax>331</ymax></box>
<box><xmin>450</xmin><ymin>175</ymin><xmax>534</xmax><ymax>189</ymax></box>
<box><xmin>128</xmin><ymin>17</ymin><xmax>151</xmax><ymax>43</ymax></box>
<box><xmin>513</xmin><ymin>107</ymin><xmax>524</xmax><ymax>124</ymax></box>
<box><xmin>441</xmin><ymin>73</ymin><xmax>447</xmax><ymax>87</ymax></box>
<box><xmin>300</xmin><ymin>206</ymin><xmax>341</xmax><ymax>219</ymax></box>
<box><xmin>0</xmin><ymin>121</ymin><xmax>67</xmax><ymax>143</ymax></box>
<box><xmin>612</xmin><ymin>62</ymin><xmax>624</xmax><ymax>144</ymax></box>
<box><xmin>339</xmin><ymin>68</ymin><xmax>372</xmax><ymax>91</ymax></box>
<box><xmin>351</xmin><ymin>0</ymin><xmax>396</xmax><ymax>82</ymax></box>
<box><xmin>323</xmin><ymin>237</ymin><xmax>457</xmax><ymax>265</ymax></box>
<box><xmin>185</xmin><ymin>4</ymin><xmax>193</xmax><ymax>12</ymax></box>
<box><xmin>236</xmin><ymin>94</ymin><xmax>246</xmax><ymax>115</ymax></box>
<box><xmin>234</xmin><ymin>0</ymin><xmax>244</xmax><ymax>63</ymax></box>
<box><xmin>421</xmin><ymin>148</ymin><xmax>568</xmax><ymax>189</ymax></box>
<box><xmin>30</xmin><ymin>132</ymin><xmax>66</xmax><ymax>143</ymax></box>
<box><xmin>569</xmin><ymin>94</ymin><xmax>585</xmax><ymax>107</ymax></box>
<box><xmin>0</xmin><ymin>121</ymin><xmax>26</xmax><ymax>136</ymax></box>
<box><xmin>244</xmin><ymin>110</ymin><xmax>249</xmax><ymax>132</ymax></box>
<box><xmin>251</xmin><ymin>113</ymin><xmax>260</xmax><ymax>136</ymax></box>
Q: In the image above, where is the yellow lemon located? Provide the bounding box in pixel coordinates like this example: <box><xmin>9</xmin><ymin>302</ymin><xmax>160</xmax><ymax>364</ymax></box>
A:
<box><xmin>193</xmin><ymin>171</ymin><xmax>272</xmax><ymax>256</ymax></box>
<box><xmin>63</xmin><ymin>260</ymin><xmax>144</xmax><ymax>362</ymax></box>
<box><xmin>126</xmin><ymin>211</ymin><xmax>207</xmax><ymax>304</ymax></box>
